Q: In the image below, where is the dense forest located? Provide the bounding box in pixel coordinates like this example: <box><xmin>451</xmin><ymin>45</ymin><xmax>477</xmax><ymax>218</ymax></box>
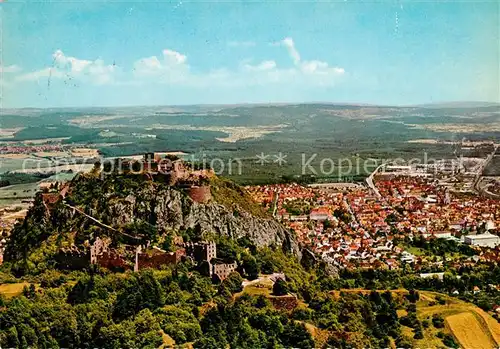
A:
<box><xmin>2</xmin><ymin>231</ymin><xmax>500</xmax><ymax>348</ymax></box>
<box><xmin>0</xmin><ymin>238</ymin><xmax>441</xmax><ymax>349</ymax></box>
<box><xmin>1</xmin><ymin>171</ymin><xmax>499</xmax><ymax>348</ymax></box>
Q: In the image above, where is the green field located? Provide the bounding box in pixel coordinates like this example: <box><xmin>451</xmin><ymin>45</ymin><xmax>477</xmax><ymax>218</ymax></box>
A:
<box><xmin>0</xmin><ymin>182</ymin><xmax>39</xmax><ymax>206</ymax></box>
<box><xmin>1</xmin><ymin>104</ymin><xmax>499</xmax><ymax>184</ymax></box>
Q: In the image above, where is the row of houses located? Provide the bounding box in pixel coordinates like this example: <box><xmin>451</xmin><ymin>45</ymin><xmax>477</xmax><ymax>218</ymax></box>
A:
<box><xmin>248</xmin><ymin>171</ymin><xmax>500</xmax><ymax>270</ymax></box>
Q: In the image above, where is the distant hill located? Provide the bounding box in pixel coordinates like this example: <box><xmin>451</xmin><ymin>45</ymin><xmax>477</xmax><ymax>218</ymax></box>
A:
<box><xmin>415</xmin><ymin>101</ymin><xmax>500</xmax><ymax>109</ymax></box>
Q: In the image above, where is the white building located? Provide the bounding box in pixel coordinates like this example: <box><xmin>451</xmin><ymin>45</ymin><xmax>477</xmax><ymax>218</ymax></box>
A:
<box><xmin>419</xmin><ymin>272</ymin><xmax>445</xmax><ymax>280</ymax></box>
<box><xmin>464</xmin><ymin>233</ymin><xmax>500</xmax><ymax>248</ymax></box>
<box><xmin>400</xmin><ymin>251</ymin><xmax>415</xmax><ymax>263</ymax></box>
<box><xmin>422</xmin><ymin>231</ymin><xmax>452</xmax><ymax>239</ymax></box>
<box><xmin>384</xmin><ymin>165</ymin><xmax>412</xmax><ymax>173</ymax></box>
<box><xmin>309</xmin><ymin>208</ymin><xmax>331</xmax><ymax>221</ymax></box>
<box><xmin>485</xmin><ymin>220</ymin><xmax>496</xmax><ymax>231</ymax></box>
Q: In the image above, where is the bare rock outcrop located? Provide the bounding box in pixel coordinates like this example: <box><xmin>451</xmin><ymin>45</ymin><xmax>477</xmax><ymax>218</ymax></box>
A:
<box><xmin>104</xmin><ymin>186</ymin><xmax>299</xmax><ymax>255</ymax></box>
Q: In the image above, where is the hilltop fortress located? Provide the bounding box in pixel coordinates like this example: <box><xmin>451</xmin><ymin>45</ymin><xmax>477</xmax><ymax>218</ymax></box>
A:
<box><xmin>104</xmin><ymin>152</ymin><xmax>214</xmax><ymax>203</ymax></box>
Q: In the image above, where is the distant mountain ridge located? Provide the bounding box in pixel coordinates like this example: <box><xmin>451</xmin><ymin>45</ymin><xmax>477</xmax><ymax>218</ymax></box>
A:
<box><xmin>414</xmin><ymin>101</ymin><xmax>500</xmax><ymax>109</ymax></box>
<box><xmin>5</xmin><ymin>100</ymin><xmax>500</xmax><ymax>112</ymax></box>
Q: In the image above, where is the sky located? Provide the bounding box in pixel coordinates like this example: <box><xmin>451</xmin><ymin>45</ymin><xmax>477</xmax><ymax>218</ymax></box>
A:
<box><xmin>1</xmin><ymin>0</ymin><xmax>499</xmax><ymax>108</ymax></box>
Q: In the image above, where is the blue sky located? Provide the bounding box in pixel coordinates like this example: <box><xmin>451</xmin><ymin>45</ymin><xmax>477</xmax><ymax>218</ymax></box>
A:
<box><xmin>1</xmin><ymin>0</ymin><xmax>498</xmax><ymax>108</ymax></box>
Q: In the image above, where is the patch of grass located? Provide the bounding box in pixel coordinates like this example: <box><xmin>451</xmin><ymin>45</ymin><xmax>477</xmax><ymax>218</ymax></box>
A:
<box><xmin>416</xmin><ymin>291</ymin><xmax>500</xmax><ymax>349</ymax></box>
<box><xmin>0</xmin><ymin>282</ymin><xmax>33</xmax><ymax>298</ymax></box>
<box><xmin>210</xmin><ymin>177</ymin><xmax>268</xmax><ymax>218</ymax></box>
<box><xmin>404</xmin><ymin>246</ymin><xmax>426</xmax><ymax>257</ymax></box>
<box><xmin>302</xmin><ymin>321</ymin><xmax>330</xmax><ymax>348</ymax></box>
<box><xmin>236</xmin><ymin>277</ymin><xmax>273</xmax><ymax>298</ymax></box>
<box><xmin>159</xmin><ymin>329</ymin><xmax>176</xmax><ymax>349</ymax></box>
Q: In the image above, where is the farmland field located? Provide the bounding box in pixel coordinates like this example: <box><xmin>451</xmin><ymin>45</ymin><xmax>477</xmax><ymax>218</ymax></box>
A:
<box><xmin>1</xmin><ymin>104</ymin><xmax>499</xmax><ymax>184</ymax></box>
<box><xmin>416</xmin><ymin>292</ymin><xmax>500</xmax><ymax>349</ymax></box>
<box><xmin>0</xmin><ymin>182</ymin><xmax>40</xmax><ymax>199</ymax></box>
<box><xmin>446</xmin><ymin>312</ymin><xmax>497</xmax><ymax>349</ymax></box>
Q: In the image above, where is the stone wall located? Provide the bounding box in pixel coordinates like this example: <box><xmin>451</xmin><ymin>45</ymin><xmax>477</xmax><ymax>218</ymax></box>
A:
<box><xmin>90</xmin><ymin>237</ymin><xmax>111</xmax><ymax>264</ymax></box>
<box><xmin>212</xmin><ymin>262</ymin><xmax>237</xmax><ymax>282</ymax></box>
<box><xmin>137</xmin><ymin>248</ymin><xmax>185</xmax><ymax>270</ymax></box>
<box><xmin>184</xmin><ymin>241</ymin><xmax>216</xmax><ymax>263</ymax></box>
<box><xmin>269</xmin><ymin>295</ymin><xmax>299</xmax><ymax>311</ymax></box>
<box><xmin>97</xmin><ymin>251</ymin><xmax>130</xmax><ymax>271</ymax></box>
<box><xmin>188</xmin><ymin>185</ymin><xmax>212</xmax><ymax>203</ymax></box>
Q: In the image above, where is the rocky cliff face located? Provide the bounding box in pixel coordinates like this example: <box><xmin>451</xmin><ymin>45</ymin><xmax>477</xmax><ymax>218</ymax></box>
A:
<box><xmin>103</xmin><ymin>186</ymin><xmax>299</xmax><ymax>255</ymax></box>
<box><xmin>4</xmin><ymin>174</ymin><xmax>301</xmax><ymax>267</ymax></box>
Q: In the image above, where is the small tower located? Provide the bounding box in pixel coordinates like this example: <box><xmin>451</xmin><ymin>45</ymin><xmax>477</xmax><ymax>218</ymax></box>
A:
<box><xmin>134</xmin><ymin>245</ymin><xmax>142</xmax><ymax>272</ymax></box>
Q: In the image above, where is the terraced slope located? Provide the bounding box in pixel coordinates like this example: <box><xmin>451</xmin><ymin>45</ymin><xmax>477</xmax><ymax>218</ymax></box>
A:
<box><xmin>447</xmin><ymin>312</ymin><xmax>496</xmax><ymax>349</ymax></box>
<box><xmin>331</xmin><ymin>289</ymin><xmax>500</xmax><ymax>349</ymax></box>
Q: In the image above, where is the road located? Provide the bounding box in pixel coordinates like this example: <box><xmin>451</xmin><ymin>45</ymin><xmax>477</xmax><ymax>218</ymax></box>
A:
<box><xmin>365</xmin><ymin>163</ymin><xmax>386</xmax><ymax>198</ymax></box>
<box><xmin>473</xmin><ymin>145</ymin><xmax>498</xmax><ymax>193</ymax></box>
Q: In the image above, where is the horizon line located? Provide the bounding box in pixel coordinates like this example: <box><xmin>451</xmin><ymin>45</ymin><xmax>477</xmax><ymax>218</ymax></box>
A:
<box><xmin>2</xmin><ymin>100</ymin><xmax>500</xmax><ymax>111</ymax></box>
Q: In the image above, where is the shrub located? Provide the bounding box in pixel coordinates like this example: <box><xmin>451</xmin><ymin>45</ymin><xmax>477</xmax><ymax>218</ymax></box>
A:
<box><xmin>442</xmin><ymin>333</ymin><xmax>458</xmax><ymax>348</ymax></box>
<box><xmin>40</xmin><ymin>270</ymin><xmax>67</xmax><ymax>288</ymax></box>
<box><xmin>273</xmin><ymin>279</ymin><xmax>289</xmax><ymax>296</ymax></box>
<box><xmin>436</xmin><ymin>295</ymin><xmax>446</xmax><ymax>305</ymax></box>
<box><xmin>413</xmin><ymin>327</ymin><xmax>424</xmax><ymax>340</ymax></box>
<box><xmin>432</xmin><ymin>314</ymin><xmax>445</xmax><ymax>328</ymax></box>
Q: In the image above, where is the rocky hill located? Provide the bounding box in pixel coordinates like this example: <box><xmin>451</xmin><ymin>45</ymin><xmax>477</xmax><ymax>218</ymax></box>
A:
<box><xmin>4</xmin><ymin>171</ymin><xmax>299</xmax><ymax>271</ymax></box>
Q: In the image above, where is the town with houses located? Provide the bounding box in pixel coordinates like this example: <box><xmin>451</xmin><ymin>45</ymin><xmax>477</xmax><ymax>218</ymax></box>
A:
<box><xmin>247</xmin><ymin>143</ymin><xmax>500</xmax><ymax>274</ymax></box>
<box><xmin>1</xmin><ymin>146</ymin><xmax>500</xmax><ymax>281</ymax></box>
<box><xmin>248</xmin><ymin>179</ymin><xmax>500</xmax><ymax>271</ymax></box>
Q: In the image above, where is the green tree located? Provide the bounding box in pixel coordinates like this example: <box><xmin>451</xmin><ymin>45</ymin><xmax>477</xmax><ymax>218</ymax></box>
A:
<box><xmin>241</xmin><ymin>254</ymin><xmax>259</xmax><ymax>280</ymax></box>
<box><xmin>218</xmin><ymin>272</ymin><xmax>243</xmax><ymax>295</ymax></box>
<box><xmin>273</xmin><ymin>279</ymin><xmax>289</xmax><ymax>296</ymax></box>
<box><xmin>113</xmin><ymin>270</ymin><xmax>165</xmax><ymax>319</ymax></box>
<box><xmin>281</xmin><ymin>322</ymin><xmax>315</xmax><ymax>349</ymax></box>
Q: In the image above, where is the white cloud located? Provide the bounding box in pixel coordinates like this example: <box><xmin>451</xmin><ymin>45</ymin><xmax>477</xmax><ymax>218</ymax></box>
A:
<box><xmin>227</xmin><ymin>41</ymin><xmax>256</xmax><ymax>48</ymax></box>
<box><xmin>53</xmin><ymin>49</ymin><xmax>92</xmax><ymax>73</ymax></box>
<box><xmin>16</xmin><ymin>67</ymin><xmax>65</xmax><ymax>82</ymax></box>
<box><xmin>0</xmin><ymin>65</ymin><xmax>22</xmax><ymax>73</ymax></box>
<box><xmin>301</xmin><ymin>60</ymin><xmax>328</xmax><ymax>73</ymax></box>
<box><xmin>277</xmin><ymin>37</ymin><xmax>345</xmax><ymax>79</ymax></box>
<box><xmin>134</xmin><ymin>37</ymin><xmax>344</xmax><ymax>88</ymax></box>
<box><xmin>162</xmin><ymin>49</ymin><xmax>187</xmax><ymax>65</ymax></box>
<box><xmin>16</xmin><ymin>50</ymin><xmax>117</xmax><ymax>85</ymax></box>
<box><xmin>87</xmin><ymin>59</ymin><xmax>116</xmax><ymax>84</ymax></box>
<box><xmin>133</xmin><ymin>49</ymin><xmax>189</xmax><ymax>83</ymax></box>
<box><xmin>16</xmin><ymin>38</ymin><xmax>344</xmax><ymax>89</ymax></box>
<box><xmin>243</xmin><ymin>60</ymin><xmax>277</xmax><ymax>72</ymax></box>
<box><xmin>301</xmin><ymin>60</ymin><xmax>345</xmax><ymax>75</ymax></box>
<box><xmin>134</xmin><ymin>56</ymin><xmax>163</xmax><ymax>76</ymax></box>
<box><xmin>281</xmin><ymin>37</ymin><xmax>301</xmax><ymax>65</ymax></box>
